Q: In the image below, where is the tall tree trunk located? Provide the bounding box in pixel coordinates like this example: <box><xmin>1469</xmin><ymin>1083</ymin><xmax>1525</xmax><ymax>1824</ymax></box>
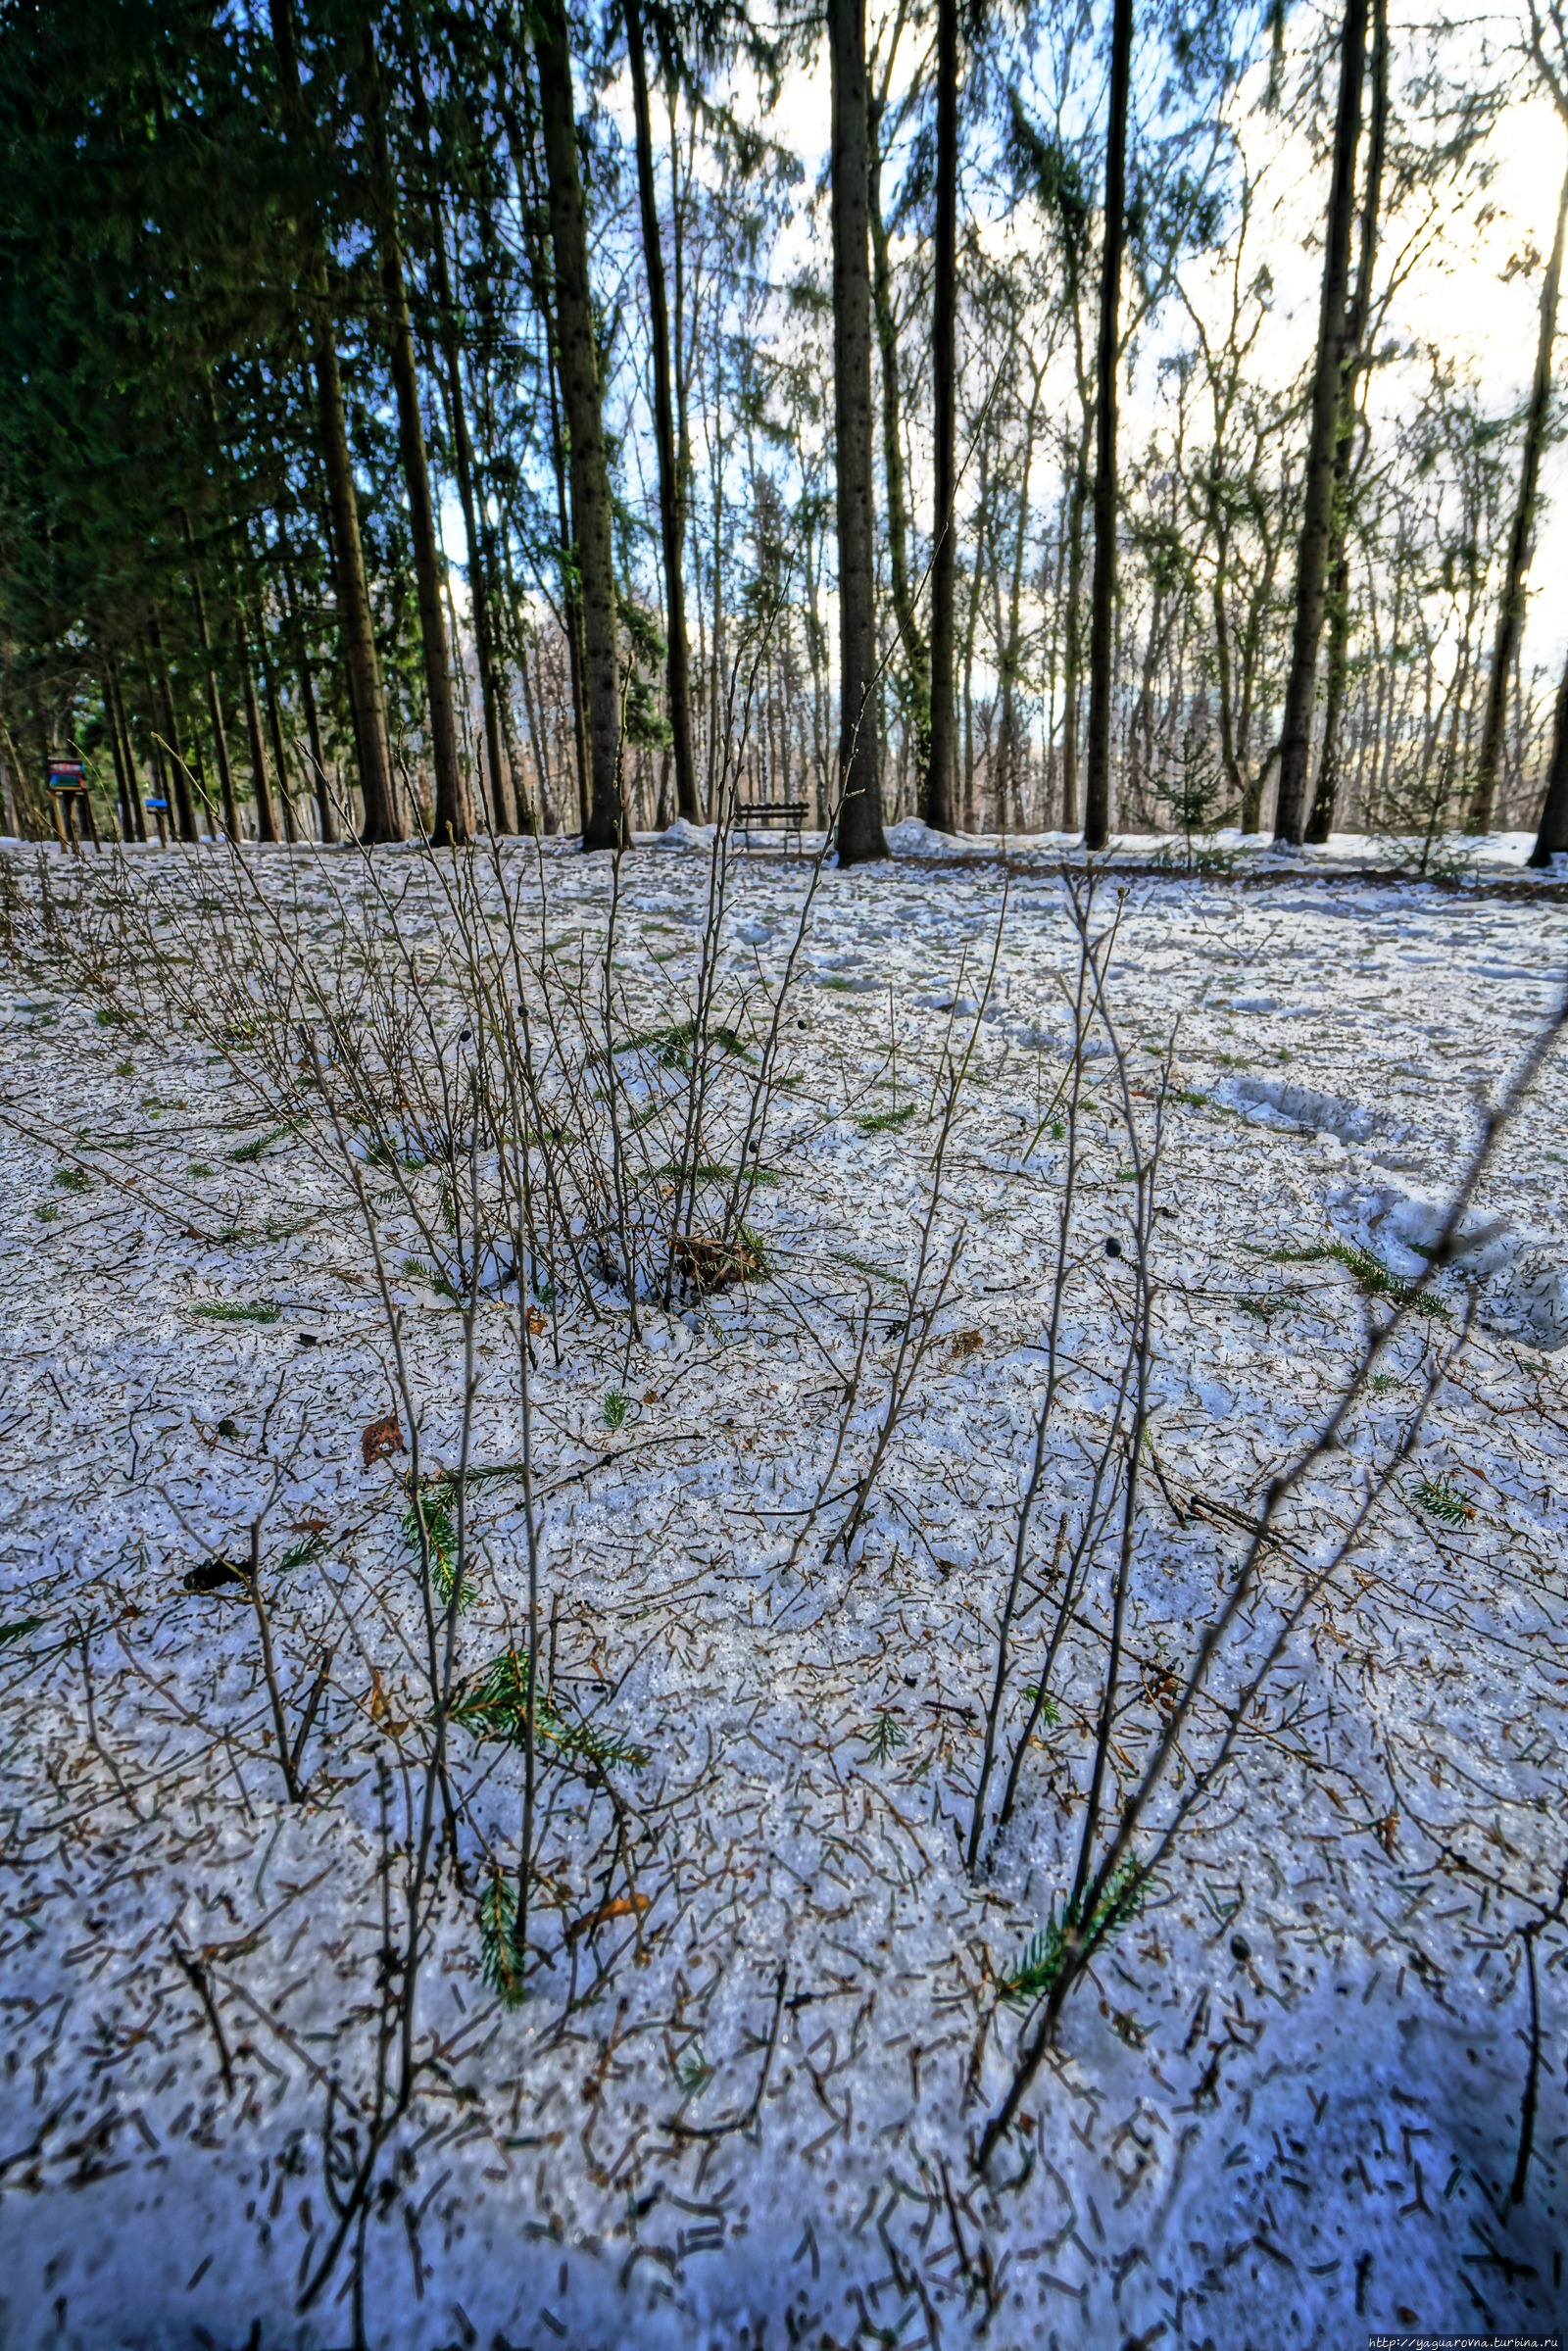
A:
<box><xmin>869</xmin><ymin>50</ymin><xmax>931</xmax><ymax>800</ymax></box>
<box><xmin>438</xmin><ymin>301</ymin><xmax>515</xmax><ymax>832</ymax></box>
<box><xmin>361</xmin><ymin>30</ymin><xmax>468</xmax><ymax>845</ymax></box>
<box><xmin>962</xmin><ymin>433</ymin><xmax>990</xmax><ymax>827</ymax></box>
<box><xmin>1273</xmin><ymin>0</ymin><xmax>1370</xmax><ymax>845</ymax></box>
<box><xmin>270</xmin><ymin>0</ymin><xmax>403</xmax><ymax>843</ymax></box>
<box><xmin>1059</xmin><ymin>418</ymin><xmax>1091</xmax><ymax>831</ymax></box>
<box><xmin>502</xmin><ymin>82</ymin><xmax>589</xmax><ymax>831</ymax></box>
<box><xmin>1304</xmin><ymin>557</ymin><xmax>1352</xmax><ymax>845</ymax></box>
<box><xmin>1000</xmin><ymin>367</ymin><xmax>1044</xmax><ymax>831</ymax></box>
<box><xmin>624</xmin><ymin>0</ymin><xmax>699</xmax><ymax>825</ymax></box>
<box><xmin>240</xmin><ymin>625</ymin><xmax>279</xmax><ymax>843</ymax></box>
<box><xmin>103</xmin><ymin>665</ymin><xmax>135</xmax><ymax>842</ymax></box>
<box><xmin>1530</xmin><ymin>644</ymin><xmax>1568</xmax><ymax>863</ymax></box>
<box><xmin>279</xmin><ymin>545</ymin><xmax>335</xmax><ymax>842</ymax></box>
<box><xmin>533</xmin><ymin>0</ymin><xmax>625</xmax><ymax>851</ymax></box>
<box><xmin>1083</xmin><ymin>0</ymin><xmax>1133</xmax><ymax>851</ymax></box>
<box><xmin>924</xmin><ymin>0</ymin><xmax>958</xmax><ymax>832</ymax></box>
<box><xmin>107</xmin><ymin>660</ymin><xmax>147</xmax><ymax>841</ymax></box>
<box><xmin>258</xmin><ymin>621</ymin><xmax>298</xmax><ymax>844</ymax></box>
<box><xmin>148</xmin><ymin>618</ymin><xmax>198</xmax><ymax>841</ymax></box>
<box><xmin>1306</xmin><ymin>0</ymin><xmax>1387</xmax><ymax>845</ymax></box>
<box><xmin>829</xmin><ymin>0</ymin><xmax>889</xmax><ymax>864</ymax></box>
<box><xmin>179</xmin><ymin>515</ymin><xmax>239</xmax><ymax>840</ymax></box>
<box><xmin>412</xmin><ymin>59</ymin><xmax>516</xmax><ymax>835</ymax></box>
<box><xmin>1211</xmin><ymin>527</ymin><xmax>1248</xmax><ymax>818</ymax></box>
<box><xmin>138</xmin><ymin>642</ymin><xmax>172</xmax><ymax>834</ymax></box>
<box><xmin>1472</xmin><ymin>153</ymin><xmax>1568</xmax><ymax>834</ymax></box>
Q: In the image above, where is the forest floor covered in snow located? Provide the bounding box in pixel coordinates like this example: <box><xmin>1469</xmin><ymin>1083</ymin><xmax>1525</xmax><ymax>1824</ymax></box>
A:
<box><xmin>1</xmin><ymin>829</ymin><xmax>1566</xmax><ymax>2351</ymax></box>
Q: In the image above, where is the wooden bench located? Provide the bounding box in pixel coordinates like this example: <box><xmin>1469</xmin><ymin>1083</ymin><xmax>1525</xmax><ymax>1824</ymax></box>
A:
<box><xmin>734</xmin><ymin>799</ymin><xmax>808</xmax><ymax>855</ymax></box>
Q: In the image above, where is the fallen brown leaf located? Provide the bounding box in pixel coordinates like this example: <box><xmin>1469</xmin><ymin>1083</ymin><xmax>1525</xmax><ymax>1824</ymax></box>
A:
<box><xmin>565</xmin><ymin>1892</ymin><xmax>651</xmax><ymax>1942</ymax></box>
<box><xmin>362</xmin><ymin>1412</ymin><xmax>404</xmax><ymax>1470</ymax></box>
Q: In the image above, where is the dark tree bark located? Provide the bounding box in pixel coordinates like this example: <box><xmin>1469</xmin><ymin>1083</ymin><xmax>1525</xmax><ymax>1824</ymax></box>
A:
<box><xmin>1058</xmin><ymin>416</ymin><xmax>1092</xmax><ymax>832</ymax></box>
<box><xmin>924</xmin><ymin>0</ymin><xmax>958</xmax><ymax>832</ymax></box>
<box><xmin>179</xmin><ymin>514</ymin><xmax>239</xmax><ymax>840</ymax></box>
<box><xmin>107</xmin><ymin>660</ymin><xmax>146</xmax><ymax>841</ymax></box>
<box><xmin>1273</xmin><ymin>0</ymin><xmax>1370</xmax><ymax>845</ymax></box>
<box><xmin>278</xmin><ymin>540</ymin><xmax>335</xmax><ymax>843</ymax></box>
<box><xmin>258</xmin><ymin>621</ymin><xmax>298</xmax><ymax>844</ymax></box>
<box><xmin>410</xmin><ymin>52</ymin><xmax>518</xmax><ymax>833</ymax></box>
<box><xmin>829</xmin><ymin>0</ymin><xmax>889</xmax><ymax>864</ymax></box>
<box><xmin>1530</xmin><ymin>646</ymin><xmax>1568</xmax><ymax>864</ymax></box>
<box><xmin>505</xmin><ymin>81</ymin><xmax>591</xmax><ymax>833</ymax></box>
<box><xmin>624</xmin><ymin>0</ymin><xmax>699</xmax><ymax>825</ymax></box>
<box><xmin>1306</xmin><ymin>0</ymin><xmax>1387</xmax><ymax>845</ymax></box>
<box><xmin>1082</xmin><ymin>0</ymin><xmax>1133</xmax><ymax>852</ymax></box>
<box><xmin>868</xmin><ymin>45</ymin><xmax>931</xmax><ymax>801</ymax></box>
<box><xmin>239</xmin><ymin>624</ymin><xmax>279</xmax><ymax>843</ymax></box>
<box><xmin>360</xmin><ymin>30</ymin><xmax>469</xmax><ymax>846</ymax></box>
<box><xmin>533</xmin><ymin>0</ymin><xmax>627</xmax><ymax>851</ymax></box>
<box><xmin>102</xmin><ymin>665</ymin><xmax>135</xmax><ymax>843</ymax></box>
<box><xmin>148</xmin><ymin>617</ymin><xmax>198</xmax><ymax>842</ymax></box>
<box><xmin>1471</xmin><ymin>154</ymin><xmax>1568</xmax><ymax>834</ymax></box>
<box><xmin>270</xmin><ymin>0</ymin><xmax>404</xmax><ymax>843</ymax></box>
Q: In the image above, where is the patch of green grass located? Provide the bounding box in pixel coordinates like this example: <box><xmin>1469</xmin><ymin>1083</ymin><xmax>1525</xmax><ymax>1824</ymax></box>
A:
<box><xmin>94</xmin><ymin>1004</ymin><xmax>124</xmax><ymax>1027</ymax></box>
<box><xmin>0</xmin><ymin>1616</ymin><xmax>46</xmax><ymax>1646</ymax></box>
<box><xmin>1412</xmin><ymin>1472</ymin><xmax>1475</xmax><ymax>1526</ymax></box>
<box><xmin>602</xmin><ymin>1390</ymin><xmax>630</xmax><ymax>1430</ymax></box>
<box><xmin>402</xmin><ymin>1477</ymin><xmax>467</xmax><ymax>1608</ymax></box>
<box><xmin>1370</xmin><ymin>1371</ymin><xmax>1400</xmax><ymax>1394</ymax></box>
<box><xmin>673</xmin><ymin>2044</ymin><xmax>711</xmax><ymax>2095</ymax></box>
<box><xmin>476</xmin><ymin>1869</ymin><xmax>526</xmax><ymax>2007</ymax></box>
<box><xmin>188</xmin><ymin>1162</ymin><xmax>214</xmax><ymax>1178</ymax></box>
<box><xmin>54</xmin><ymin>1166</ymin><xmax>91</xmax><ymax>1193</ymax></box>
<box><xmin>279</xmin><ymin>1532</ymin><xmax>328</xmax><ymax>1572</ymax></box>
<box><xmin>828</xmin><ymin>1248</ymin><xmax>904</xmax><ymax>1289</ymax></box>
<box><xmin>228</xmin><ymin>1123</ymin><xmax>297</xmax><ymax>1163</ymax></box>
<box><xmin>1330</xmin><ymin>1240</ymin><xmax>1447</xmax><ymax>1318</ymax></box>
<box><xmin>452</xmin><ymin>1645</ymin><xmax>649</xmax><ymax>1770</ymax></box>
<box><xmin>1002</xmin><ymin>1857</ymin><xmax>1147</xmax><ymax>2010</ymax></box>
<box><xmin>33</xmin><ymin>1203</ymin><xmax>60</xmax><ymax>1223</ymax></box>
<box><xmin>817</xmin><ymin>976</ymin><xmax>858</xmax><ymax>992</ymax></box>
<box><xmin>856</xmin><ymin>1102</ymin><xmax>915</xmax><ymax>1135</ymax></box>
<box><xmin>862</xmin><ymin>1710</ymin><xmax>908</xmax><ymax>1763</ymax></box>
<box><xmin>645</xmin><ymin>1160</ymin><xmax>778</xmax><ymax>1188</ymax></box>
<box><xmin>115</xmin><ymin>1059</ymin><xmax>134</xmax><ymax>1077</ymax></box>
<box><xmin>191</xmin><ymin>1299</ymin><xmax>280</xmax><ymax>1324</ymax></box>
<box><xmin>610</xmin><ymin>1018</ymin><xmax>755</xmax><ymax>1070</ymax></box>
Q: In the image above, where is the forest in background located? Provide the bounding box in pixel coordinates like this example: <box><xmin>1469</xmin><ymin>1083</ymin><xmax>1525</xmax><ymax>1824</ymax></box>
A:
<box><xmin>2</xmin><ymin>0</ymin><xmax>1568</xmax><ymax>866</ymax></box>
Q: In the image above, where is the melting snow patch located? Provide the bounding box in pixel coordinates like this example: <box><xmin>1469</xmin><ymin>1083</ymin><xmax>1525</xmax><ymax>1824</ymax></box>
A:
<box><xmin>1327</xmin><ymin>1178</ymin><xmax>1568</xmax><ymax>1348</ymax></box>
<box><xmin>1485</xmin><ymin>1249</ymin><xmax>1568</xmax><ymax>1350</ymax></box>
<box><xmin>1221</xmin><ymin>1074</ymin><xmax>1378</xmax><ymax>1143</ymax></box>
<box><xmin>657</xmin><ymin>816</ymin><xmax>715</xmax><ymax>851</ymax></box>
<box><xmin>886</xmin><ymin>816</ymin><xmax>982</xmax><ymax>857</ymax></box>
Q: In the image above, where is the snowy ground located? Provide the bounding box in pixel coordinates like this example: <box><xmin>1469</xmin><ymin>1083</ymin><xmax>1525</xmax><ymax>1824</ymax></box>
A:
<box><xmin>2</xmin><ymin>832</ymin><xmax>1566</xmax><ymax>2351</ymax></box>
